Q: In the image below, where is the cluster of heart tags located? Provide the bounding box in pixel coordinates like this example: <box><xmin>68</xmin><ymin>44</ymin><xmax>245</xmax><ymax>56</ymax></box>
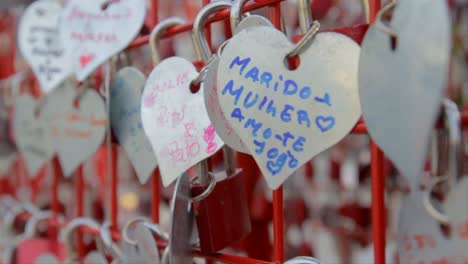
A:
<box><xmin>8</xmin><ymin>0</ymin><xmax>468</xmax><ymax>263</ymax></box>
<box><xmin>15</xmin><ymin>0</ymin><xmax>453</xmax><ymax>190</ymax></box>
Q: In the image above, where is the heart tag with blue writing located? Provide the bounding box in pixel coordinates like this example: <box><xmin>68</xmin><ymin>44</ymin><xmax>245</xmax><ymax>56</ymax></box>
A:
<box><xmin>444</xmin><ymin>178</ymin><xmax>468</xmax><ymax>261</ymax></box>
<box><xmin>18</xmin><ymin>0</ymin><xmax>72</xmax><ymax>94</ymax></box>
<box><xmin>110</xmin><ymin>67</ymin><xmax>157</xmax><ymax>184</ymax></box>
<box><xmin>359</xmin><ymin>0</ymin><xmax>451</xmax><ymax>188</ymax></box>
<box><xmin>141</xmin><ymin>57</ymin><xmax>224</xmax><ymax>186</ymax></box>
<box><xmin>216</xmin><ymin>26</ymin><xmax>361</xmax><ymax>189</ymax></box>
<box><xmin>41</xmin><ymin>83</ymin><xmax>107</xmax><ymax>176</ymax></box>
<box><xmin>397</xmin><ymin>191</ymin><xmax>458</xmax><ymax>263</ymax></box>
<box><xmin>60</xmin><ymin>0</ymin><xmax>146</xmax><ymax>81</ymax></box>
<box><xmin>13</xmin><ymin>94</ymin><xmax>54</xmax><ymax>177</ymax></box>
<box><xmin>204</xmin><ymin>15</ymin><xmax>273</xmax><ymax>154</ymax></box>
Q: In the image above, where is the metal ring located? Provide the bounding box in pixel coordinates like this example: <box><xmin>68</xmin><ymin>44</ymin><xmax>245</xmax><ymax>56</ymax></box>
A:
<box><xmin>99</xmin><ymin>222</ymin><xmax>125</xmax><ymax>262</ymax></box>
<box><xmin>190</xmin><ymin>55</ymin><xmax>216</xmax><ymax>87</ymax></box>
<box><xmin>423</xmin><ymin>176</ymin><xmax>450</xmax><ymax>224</ymax></box>
<box><xmin>161</xmin><ymin>246</ymin><xmax>170</xmax><ymax>264</ymax></box>
<box><xmin>122</xmin><ymin>217</ymin><xmax>148</xmax><ymax>246</ymax></box>
<box><xmin>62</xmin><ymin>217</ymin><xmax>101</xmax><ymax>262</ymax></box>
<box><xmin>297</xmin><ymin>0</ymin><xmax>313</xmax><ymax>34</ymax></box>
<box><xmin>190</xmin><ymin>172</ymin><xmax>217</xmax><ymax>202</ymax></box>
<box><xmin>286</xmin><ymin>20</ymin><xmax>320</xmax><ymax>59</ymax></box>
<box><xmin>375</xmin><ymin>0</ymin><xmax>398</xmax><ymax>38</ymax></box>
<box><xmin>142</xmin><ymin>222</ymin><xmax>169</xmax><ymax>241</ymax></box>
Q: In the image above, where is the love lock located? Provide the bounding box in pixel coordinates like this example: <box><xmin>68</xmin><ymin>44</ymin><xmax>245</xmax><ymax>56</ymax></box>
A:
<box><xmin>284</xmin><ymin>256</ymin><xmax>321</xmax><ymax>264</ymax></box>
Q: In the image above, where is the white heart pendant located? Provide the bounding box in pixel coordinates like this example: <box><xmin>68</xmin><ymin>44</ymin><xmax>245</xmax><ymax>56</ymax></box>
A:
<box><xmin>18</xmin><ymin>0</ymin><xmax>72</xmax><ymax>93</ymax></box>
<box><xmin>42</xmin><ymin>84</ymin><xmax>107</xmax><ymax>176</ymax></box>
<box><xmin>216</xmin><ymin>26</ymin><xmax>361</xmax><ymax>189</ymax></box>
<box><xmin>203</xmin><ymin>15</ymin><xmax>273</xmax><ymax>154</ymax></box>
<box><xmin>13</xmin><ymin>94</ymin><xmax>54</xmax><ymax>177</ymax></box>
<box><xmin>110</xmin><ymin>67</ymin><xmax>157</xmax><ymax>184</ymax></box>
<box><xmin>141</xmin><ymin>57</ymin><xmax>224</xmax><ymax>186</ymax></box>
<box><xmin>358</xmin><ymin>0</ymin><xmax>451</xmax><ymax>187</ymax></box>
<box><xmin>60</xmin><ymin>0</ymin><xmax>146</xmax><ymax>81</ymax></box>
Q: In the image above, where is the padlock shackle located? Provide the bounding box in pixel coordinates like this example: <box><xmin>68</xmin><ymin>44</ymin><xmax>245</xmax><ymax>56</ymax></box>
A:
<box><xmin>122</xmin><ymin>217</ymin><xmax>169</xmax><ymax>246</ymax></box>
<box><xmin>192</xmin><ymin>0</ymin><xmax>233</xmax><ymax>63</ymax></box>
<box><xmin>297</xmin><ymin>0</ymin><xmax>313</xmax><ymax>34</ymax></box>
<box><xmin>62</xmin><ymin>217</ymin><xmax>101</xmax><ymax>263</ymax></box>
<box><xmin>149</xmin><ymin>17</ymin><xmax>187</xmax><ymax>66</ymax></box>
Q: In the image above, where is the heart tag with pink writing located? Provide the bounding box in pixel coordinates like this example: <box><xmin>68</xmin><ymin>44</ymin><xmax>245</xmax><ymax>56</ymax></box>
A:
<box><xmin>141</xmin><ymin>57</ymin><xmax>224</xmax><ymax>186</ymax></box>
<box><xmin>18</xmin><ymin>0</ymin><xmax>72</xmax><ymax>93</ymax></box>
<box><xmin>216</xmin><ymin>26</ymin><xmax>361</xmax><ymax>189</ymax></box>
<box><xmin>359</xmin><ymin>0</ymin><xmax>451</xmax><ymax>188</ymax></box>
<box><xmin>60</xmin><ymin>0</ymin><xmax>146</xmax><ymax>81</ymax></box>
<box><xmin>203</xmin><ymin>15</ymin><xmax>273</xmax><ymax>154</ymax></box>
<box><xmin>110</xmin><ymin>67</ymin><xmax>157</xmax><ymax>184</ymax></box>
<box><xmin>397</xmin><ymin>191</ymin><xmax>459</xmax><ymax>263</ymax></box>
<box><xmin>13</xmin><ymin>94</ymin><xmax>54</xmax><ymax>177</ymax></box>
<box><xmin>42</xmin><ymin>83</ymin><xmax>107</xmax><ymax>176</ymax></box>
<box><xmin>444</xmin><ymin>178</ymin><xmax>468</xmax><ymax>261</ymax></box>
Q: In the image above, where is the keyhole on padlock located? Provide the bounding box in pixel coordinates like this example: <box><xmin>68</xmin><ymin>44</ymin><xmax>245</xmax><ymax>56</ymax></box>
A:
<box><xmin>285</xmin><ymin>55</ymin><xmax>301</xmax><ymax>71</ymax></box>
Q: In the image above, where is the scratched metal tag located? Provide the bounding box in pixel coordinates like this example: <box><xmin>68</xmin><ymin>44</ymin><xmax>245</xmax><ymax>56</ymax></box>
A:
<box><xmin>133</xmin><ymin>223</ymin><xmax>160</xmax><ymax>264</ymax></box>
<box><xmin>60</xmin><ymin>0</ymin><xmax>146</xmax><ymax>81</ymax></box>
<box><xmin>359</xmin><ymin>0</ymin><xmax>451</xmax><ymax>188</ymax></box>
<box><xmin>110</xmin><ymin>67</ymin><xmax>157</xmax><ymax>184</ymax></box>
<box><xmin>41</xmin><ymin>84</ymin><xmax>107</xmax><ymax>176</ymax></box>
<box><xmin>444</xmin><ymin>177</ymin><xmax>468</xmax><ymax>262</ymax></box>
<box><xmin>397</xmin><ymin>191</ymin><xmax>454</xmax><ymax>263</ymax></box>
<box><xmin>216</xmin><ymin>26</ymin><xmax>361</xmax><ymax>189</ymax></box>
<box><xmin>141</xmin><ymin>57</ymin><xmax>224</xmax><ymax>186</ymax></box>
<box><xmin>18</xmin><ymin>0</ymin><xmax>72</xmax><ymax>93</ymax></box>
<box><xmin>13</xmin><ymin>94</ymin><xmax>54</xmax><ymax>177</ymax></box>
<box><xmin>169</xmin><ymin>173</ymin><xmax>194</xmax><ymax>264</ymax></box>
<box><xmin>203</xmin><ymin>15</ymin><xmax>272</xmax><ymax>154</ymax></box>
<box><xmin>35</xmin><ymin>254</ymin><xmax>59</xmax><ymax>264</ymax></box>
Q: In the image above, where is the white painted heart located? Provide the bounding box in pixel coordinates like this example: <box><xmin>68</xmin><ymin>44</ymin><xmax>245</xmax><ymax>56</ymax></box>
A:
<box><xmin>203</xmin><ymin>15</ymin><xmax>273</xmax><ymax>154</ymax></box>
<box><xmin>110</xmin><ymin>67</ymin><xmax>157</xmax><ymax>184</ymax></box>
<box><xmin>13</xmin><ymin>94</ymin><xmax>54</xmax><ymax>177</ymax></box>
<box><xmin>60</xmin><ymin>0</ymin><xmax>146</xmax><ymax>81</ymax></box>
<box><xmin>141</xmin><ymin>57</ymin><xmax>224</xmax><ymax>186</ymax></box>
<box><xmin>41</xmin><ymin>83</ymin><xmax>107</xmax><ymax>176</ymax></box>
<box><xmin>359</xmin><ymin>0</ymin><xmax>451</xmax><ymax>187</ymax></box>
<box><xmin>216</xmin><ymin>26</ymin><xmax>361</xmax><ymax>189</ymax></box>
<box><xmin>18</xmin><ymin>0</ymin><xmax>72</xmax><ymax>94</ymax></box>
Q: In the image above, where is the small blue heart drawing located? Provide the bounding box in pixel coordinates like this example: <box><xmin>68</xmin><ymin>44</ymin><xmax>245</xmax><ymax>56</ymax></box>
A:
<box><xmin>315</xmin><ymin>116</ymin><xmax>335</xmax><ymax>133</ymax></box>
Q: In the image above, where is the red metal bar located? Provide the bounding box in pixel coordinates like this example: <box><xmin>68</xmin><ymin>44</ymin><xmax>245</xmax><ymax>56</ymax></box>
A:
<box><xmin>151</xmin><ymin>169</ymin><xmax>160</xmax><ymax>223</ymax></box>
<box><xmin>127</xmin><ymin>0</ymin><xmax>285</xmax><ymax>49</ymax></box>
<box><xmin>193</xmin><ymin>251</ymin><xmax>273</xmax><ymax>264</ymax></box>
<box><xmin>148</xmin><ymin>0</ymin><xmax>158</xmax><ymax>28</ymax></box>
<box><xmin>270</xmin><ymin>3</ymin><xmax>284</xmax><ymax>263</ymax></box>
<box><xmin>50</xmin><ymin>158</ymin><xmax>61</xmax><ymax>240</ymax></box>
<box><xmin>370</xmin><ymin>142</ymin><xmax>385</xmax><ymax>264</ymax></box>
<box><xmin>76</xmin><ymin>165</ymin><xmax>85</xmax><ymax>257</ymax></box>
<box><xmin>368</xmin><ymin>0</ymin><xmax>381</xmax><ymax>24</ymax></box>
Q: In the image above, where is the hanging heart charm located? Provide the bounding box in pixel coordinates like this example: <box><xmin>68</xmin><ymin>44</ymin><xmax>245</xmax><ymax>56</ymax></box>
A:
<box><xmin>141</xmin><ymin>57</ymin><xmax>224</xmax><ymax>186</ymax></box>
<box><xmin>13</xmin><ymin>94</ymin><xmax>54</xmax><ymax>177</ymax></box>
<box><xmin>60</xmin><ymin>0</ymin><xmax>146</xmax><ymax>81</ymax></box>
<box><xmin>216</xmin><ymin>26</ymin><xmax>361</xmax><ymax>189</ymax></box>
<box><xmin>110</xmin><ymin>67</ymin><xmax>157</xmax><ymax>184</ymax></box>
<box><xmin>18</xmin><ymin>0</ymin><xmax>72</xmax><ymax>93</ymax></box>
<box><xmin>358</xmin><ymin>0</ymin><xmax>451</xmax><ymax>186</ymax></box>
<box><xmin>42</xmin><ymin>84</ymin><xmax>107</xmax><ymax>176</ymax></box>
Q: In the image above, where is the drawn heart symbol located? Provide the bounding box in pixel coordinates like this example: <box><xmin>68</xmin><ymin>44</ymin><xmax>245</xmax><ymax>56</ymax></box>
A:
<box><xmin>216</xmin><ymin>26</ymin><xmax>361</xmax><ymax>189</ymax></box>
<box><xmin>79</xmin><ymin>54</ymin><xmax>95</xmax><ymax>68</ymax></box>
<box><xmin>13</xmin><ymin>94</ymin><xmax>54</xmax><ymax>177</ymax></box>
<box><xmin>141</xmin><ymin>57</ymin><xmax>224</xmax><ymax>186</ymax></box>
<box><xmin>41</xmin><ymin>83</ymin><xmax>107</xmax><ymax>176</ymax></box>
<box><xmin>359</xmin><ymin>0</ymin><xmax>451</xmax><ymax>187</ymax></box>
<box><xmin>110</xmin><ymin>67</ymin><xmax>157</xmax><ymax>184</ymax></box>
<box><xmin>60</xmin><ymin>0</ymin><xmax>146</xmax><ymax>81</ymax></box>
<box><xmin>18</xmin><ymin>0</ymin><xmax>72</xmax><ymax>93</ymax></box>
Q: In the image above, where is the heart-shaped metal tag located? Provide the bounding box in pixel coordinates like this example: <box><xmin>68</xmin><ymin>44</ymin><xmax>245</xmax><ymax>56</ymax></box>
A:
<box><xmin>13</xmin><ymin>94</ymin><xmax>54</xmax><ymax>177</ymax></box>
<box><xmin>42</xmin><ymin>84</ymin><xmax>107</xmax><ymax>176</ymax></box>
<box><xmin>18</xmin><ymin>0</ymin><xmax>72</xmax><ymax>94</ymax></box>
<box><xmin>35</xmin><ymin>254</ymin><xmax>59</xmax><ymax>264</ymax></box>
<box><xmin>358</xmin><ymin>0</ymin><xmax>451</xmax><ymax>187</ymax></box>
<box><xmin>60</xmin><ymin>0</ymin><xmax>146</xmax><ymax>81</ymax></box>
<box><xmin>398</xmin><ymin>191</ymin><xmax>459</xmax><ymax>263</ymax></box>
<box><xmin>110</xmin><ymin>67</ymin><xmax>157</xmax><ymax>184</ymax></box>
<box><xmin>203</xmin><ymin>15</ymin><xmax>273</xmax><ymax>154</ymax></box>
<box><xmin>216</xmin><ymin>26</ymin><xmax>361</xmax><ymax>189</ymax></box>
<box><xmin>141</xmin><ymin>57</ymin><xmax>224</xmax><ymax>186</ymax></box>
